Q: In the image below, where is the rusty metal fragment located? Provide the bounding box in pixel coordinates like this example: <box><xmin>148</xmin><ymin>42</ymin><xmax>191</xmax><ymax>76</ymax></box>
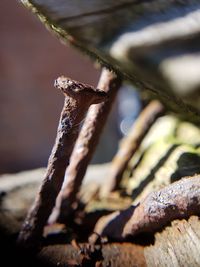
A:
<box><xmin>92</xmin><ymin>175</ymin><xmax>200</xmax><ymax>241</ymax></box>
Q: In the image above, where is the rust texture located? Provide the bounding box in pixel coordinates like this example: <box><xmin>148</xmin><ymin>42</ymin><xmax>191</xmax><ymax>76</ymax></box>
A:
<box><xmin>92</xmin><ymin>175</ymin><xmax>200</xmax><ymax>241</ymax></box>
<box><xmin>38</xmin><ymin>242</ymin><xmax>146</xmax><ymax>267</ymax></box>
<box><xmin>104</xmin><ymin>100</ymin><xmax>165</xmax><ymax>195</ymax></box>
<box><xmin>17</xmin><ymin>77</ymin><xmax>107</xmax><ymax>249</ymax></box>
<box><xmin>50</xmin><ymin>69</ymin><xmax>122</xmax><ymax>223</ymax></box>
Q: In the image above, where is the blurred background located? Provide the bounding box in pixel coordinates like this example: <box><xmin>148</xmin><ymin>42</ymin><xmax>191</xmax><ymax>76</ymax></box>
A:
<box><xmin>0</xmin><ymin>1</ymin><xmax>140</xmax><ymax>174</ymax></box>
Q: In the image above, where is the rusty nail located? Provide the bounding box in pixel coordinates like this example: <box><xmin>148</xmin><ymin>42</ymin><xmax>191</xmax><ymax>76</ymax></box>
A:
<box><xmin>17</xmin><ymin>76</ymin><xmax>107</xmax><ymax>249</ymax></box>
<box><xmin>49</xmin><ymin>69</ymin><xmax>122</xmax><ymax>223</ymax></box>
<box><xmin>103</xmin><ymin>100</ymin><xmax>165</xmax><ymax>195</ymax></box>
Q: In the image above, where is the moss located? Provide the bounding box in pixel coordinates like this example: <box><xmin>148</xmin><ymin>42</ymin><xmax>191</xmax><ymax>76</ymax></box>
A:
<box><xmin>123</xmin><ymin>115</ymin><xmax>200</xmax><ymax>202</ymax></box>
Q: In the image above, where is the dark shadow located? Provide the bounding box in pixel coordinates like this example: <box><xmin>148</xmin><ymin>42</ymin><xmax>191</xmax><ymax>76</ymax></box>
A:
<box><xmin>118</xmin><ymin>149</ymin><xmax>149</xmax><ymax>197</ymax></box>
<box><xmin>131</xmin><ymin>144</ymin><xmax>178</xmax><ymax>200</ymax></box>
<box><xmin>101</xmin><ymin>205</ymin><xmax>136</xmax><ymax>241</ymax></box>
<box><xmin>101</xmin><ymin>204</ymin><xmax>155</xmax><ymax>246</ymax></box>
<box><xmin>130</xmin><ymin>3</ymin><xmax>200</xmax><ymax>32</ymax></box>
<box><xmin>195</xmin><ymin>143</ymin><xmax>200</xmax><ymax>149</ymax></box>
<box><xmin>0</xmin><ymin>231</ymin><xmax>44</xmax><ymax>267</ymax></box>
<box><xmin>69</xmin><ymin>209</ymin><xmax>113</xmax><ymax>243</ymax></box>
<box><xmin>111</xmin><ymin>3</ymin><xmax>200</xmax><ymax>45</ymax></box>
<box><xmin>171</xmin><ymin>152</ymin><xmax>200</xmax><ymax>183</ymax></box>
<box><xmin>125</xmin><ymin>232</ymin><xmax>155</xmax><ymax>246</ymax></box>
<box><xmin>130</xmin><ymin>149</ymin><xmax>148</xmax><ymax>176</ymax></box>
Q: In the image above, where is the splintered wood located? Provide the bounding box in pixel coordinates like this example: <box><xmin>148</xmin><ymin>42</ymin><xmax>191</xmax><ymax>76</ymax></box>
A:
<box><xmin>144</xmin><ymin>216</ymin><xmax>200</xmax><ymax>267</ymax></box>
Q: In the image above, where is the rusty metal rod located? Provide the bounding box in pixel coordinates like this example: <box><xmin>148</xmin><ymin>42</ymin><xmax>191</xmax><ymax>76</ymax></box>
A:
<box><xmin>17</xmin><ymin>76</ymin><xmax>107</xmax><ymax>249</ymax></box>
<box><xmin>91</xmin><ymin>175</ymin><xmax>200</xmax><ymax>242</ymax></box>
<box><xmin>103</xmin><ymin>100</ymin><xmax>165</xmax><ymax>195</ymax></box>
<box><xmin>49</xmin><ymin>69</ymin><xmax>122</xmax><ymax>223</ymax></box>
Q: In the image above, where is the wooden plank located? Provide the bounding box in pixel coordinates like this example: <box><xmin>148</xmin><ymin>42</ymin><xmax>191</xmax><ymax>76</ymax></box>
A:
<box><xmin>0</xmin><ymin>167</ymin><xmax>200</xmax><ymax>266</ymax></box>
<box><xmin>144</xmin><ymin>216</ymin><xmax>200</xmax><ymax>267</ymax></box>
<box><xmin>21</xmin><ymin>1</ymin><xmax>200</xmax><ymax>122</ymax></box>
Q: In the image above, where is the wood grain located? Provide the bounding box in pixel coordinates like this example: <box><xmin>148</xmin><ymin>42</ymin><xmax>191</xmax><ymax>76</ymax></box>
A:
<box><xmin>21</xmin><ymin>1</ymin><xmax>200</xmax><ymax>122</ymax></box>
<box><xmin>145</xmin><ymin>216</ymin><xmax>200</xmax><ymax>267</ymax></box>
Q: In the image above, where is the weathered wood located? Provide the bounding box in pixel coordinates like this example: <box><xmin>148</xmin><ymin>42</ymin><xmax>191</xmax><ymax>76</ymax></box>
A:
<box><xmin>128</xmin><ymin>142</ymin><xmax>200</xmax><ymax>203</ymax></box>
<box><xmin>0</xmin><ymin>166</ymin><xmax>108</xmax><ymax>236</ymax></box>
<box><xmin>38</xmin><ymin>243</ymin><xmax>146</xmax><ymax>267</ymax></box>
<box><xmin>144</xmin><ymin>216</ymin><xmax>200</xmax><ymax>267</ymax></box>
<box><xmin>1</xmin><ymin>165</ymin><xmax>200</xmax><ymax>266</ymax></box>
<box><xmin>38</xmin><ymin>216</ymin><xmax>200</xmax><ymax>267</ymax></box>
<box><xmin>21</xmin><ymin>1</ymin><xmax>200</xmax><ymax>122</ymax></box>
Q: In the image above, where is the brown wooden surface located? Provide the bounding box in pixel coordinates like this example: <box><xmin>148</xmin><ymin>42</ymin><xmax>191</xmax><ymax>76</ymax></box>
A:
<box><xmin>0</xmin><ymin>168</ymin><xmax>200</xmax><ymax>266</ymax></box>
<box><xmin>144</xmin><ymin>216</ymin><xmax>200</xmax><ymax>267</ymax></box>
